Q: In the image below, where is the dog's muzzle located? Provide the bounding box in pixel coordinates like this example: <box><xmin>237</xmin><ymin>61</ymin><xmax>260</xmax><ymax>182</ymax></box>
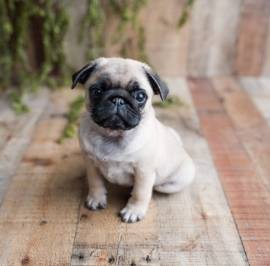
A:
<box><xmin>91</xmin><ymin>91</ymin><xmax>141</xmax><ymax>130</ymax></box>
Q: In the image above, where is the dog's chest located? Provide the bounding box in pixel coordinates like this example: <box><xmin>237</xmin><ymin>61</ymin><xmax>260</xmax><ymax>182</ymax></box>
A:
<box><xmin>95</xmin><ymin>160</ymin><xmax>134</xmax><ymax>186</ymax></box>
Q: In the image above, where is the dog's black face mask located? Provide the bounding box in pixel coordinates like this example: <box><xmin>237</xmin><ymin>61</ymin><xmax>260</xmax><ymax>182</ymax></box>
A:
<box><xmin>89</xmin><ymin>78</ymin><xmax>147</xmax><ymax>130</ymax></box>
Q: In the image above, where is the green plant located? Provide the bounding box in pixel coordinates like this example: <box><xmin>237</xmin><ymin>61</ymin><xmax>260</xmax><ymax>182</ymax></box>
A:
<box><xmin>58</xmin><ymin>95</ymin><xmax>85</xmax><ymax>144</ymax></box>
<box><xmin>0</xmin><ymin>0</ymin><xmax>69</xmax><ymax>113</ymax></box>
<box><xmin>109</xmin><ymin>0</ymin><xmax>148</xmax><ymax>61</ymax></box>
<box><xmin>81</xmin><ymin>0</ymin><xmax>105</xmax><ymax>60</ymax></box>
<box><xmin>0</xmin><ymin>0</ymin><xmax>148</xmax><ymax>115</ymax></box>
<box><xmin>178</xmin><ymin>0</ymin><xmax>195</xmax><ymax>29</ymax></box>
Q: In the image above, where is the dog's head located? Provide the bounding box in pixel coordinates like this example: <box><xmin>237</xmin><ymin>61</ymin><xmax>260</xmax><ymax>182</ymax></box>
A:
<box><xmin>72</xmin><ymin>57</ymin><xmax>169</xmax><ymax>131</ymax></box>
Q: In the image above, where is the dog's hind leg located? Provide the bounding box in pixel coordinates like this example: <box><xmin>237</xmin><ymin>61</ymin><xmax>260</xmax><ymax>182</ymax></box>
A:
<box><xmin>154</xmin><ymin>157</ymin><xmax>195</xmax><ymax>194</ymax></box>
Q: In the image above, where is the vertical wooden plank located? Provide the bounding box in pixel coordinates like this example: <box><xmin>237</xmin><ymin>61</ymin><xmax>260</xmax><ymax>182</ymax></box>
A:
<box><xmin>140</xmin><ymin>0</ymin><xmax>190</xmax><ymax>77</ymax></box>
<box><xmin>188</xmin><ymin>0</ymin><xmax>242</xmax><ymax>77</ymax></box>
<box><xmin>207</xmin><ymin>0</ymin><xmax>242</xmax><ymax>76</ymax></box>
<box><xmin>187</xmin><ymin>0</ymin><xmax>214</xmax><ymax>77</ymax></box>
<box><xmin>0</xmin><ymin>90</ymin><xmax>84</xmax><ymax>265</ymax></box>
<box><xmin>190</xmin><ymin>78</ymin><xmax>270</xmax><ymax>265</ymax></box>
<box><xmin>235</xmin><ymin>0</ymin><xmax>270</xmax><ymax>76</ymax></box>
<box><xmin>263</xmin><ymin>17</ymin><xmax>270</xmax><ymax>76</ymax></box>
<box><xmin>71</xmin><ymin>79</ymin><xmax>248</xmax><ymax>265</ymax></box>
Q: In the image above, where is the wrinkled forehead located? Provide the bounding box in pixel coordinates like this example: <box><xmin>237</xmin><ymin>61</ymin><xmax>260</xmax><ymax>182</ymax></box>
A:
<box><xmin>85</xmin><ymin>61</ymin><xmax>152</xmax><ymax>93</ymax></box>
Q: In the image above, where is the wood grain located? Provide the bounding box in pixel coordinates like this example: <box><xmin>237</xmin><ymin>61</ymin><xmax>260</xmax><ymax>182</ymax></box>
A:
<box><xmin>213</xmin><ymin>77</ymin><xmax>270</xmax><ymax>194</ymax></box>
<box><xmin>187</xmin><ymin>0</ymin><xmax>242</xmax><ymax>77</ymax></box>
<box><xmin>189</xmin><ymin>78</ymin><xmax>270</xmax><ymax>266</ymax></box>
<box><xmin>0</xmin><ymin>89</ymin><xmax>49</xmax><ymax>205</ymax></box>
<box><xmin>142</xmin><ymin>0</ymin><xmax>190</xmax><ymax>77</ymax></box>
<box><xmin>70</xmin><ymin>79</ymin><xmax>247</xmax><ymax>265</ymax></box>
<box><xmin>235</xmin><ymin>0</ymin><xmax>270</xmax><ymax>76</ymax></box>
<box><xmin>241</xmin><ymin>77</ymin><xmax>270</xmax><ymax>126</ymax></box>
<box><xmin>187</xmin><ymin>0</ymin><xmax>213</xmax><ymax>77</ymax></box>
<box><xmin>0</xmin><ymin>90</ymin><xmax>85</xmax><ymax>265</ymax></box>
<box><xmin>207</xmin><ymin>0</ymin><xmax>242</xmax><ymax>76</ymax></box>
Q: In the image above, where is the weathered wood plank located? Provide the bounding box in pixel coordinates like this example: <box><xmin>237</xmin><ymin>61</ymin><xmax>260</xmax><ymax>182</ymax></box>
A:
<box><xmin>0</xmin><ymin>89</ymin><xmax>49</xmax><ymax>205</ymax></box>
<box><xmin>207</xmin><ymin>0</ymin><xmax>242</xmax><ymax>76</ymax></box>
<box><xmin>187</xmin><ymin>0</ymin><xmax>213</xmax><ymax>77</ymax></box>
<box><xmin>189</xmin><ymin>78</ymin><xmax>270</xmax><ymax>265</ymax></box>
<box><xmin>187</xmin><ymin>0</ymin><xmax>242</xmax><ymax>77</ymax></box>
<box><xmin>235</xmin><ymin>0</ymin><xmax>270</xmax><ymax>76</ymax></box>
<box><xmin>241</xmin><ymin>77</ymin><xmax>270</xmax><ymax>126</ymax></box>
<box><xmin>213</xmin><ymin>77</ymin><xmax>270</xmax><ymax>194</ymax></box>
<box><xmin>71</xmin><ymin>79</ymin><xmax>247</xmax><ymax>265</ymax></box>
<box><xmin>0</xmin><ymin>89</ymin><xmax>85</xmax><ymax>265</ymax></box>
<box><xmin>142</xmin><ymin>0</ymin><xmax>190</xmax><ymax>77</ymax></box>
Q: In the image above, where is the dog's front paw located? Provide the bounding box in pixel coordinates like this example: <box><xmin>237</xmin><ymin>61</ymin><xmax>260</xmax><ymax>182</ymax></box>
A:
<box><xmin>85</xmin><ymin>194</ymin><xmax>107</xmax><ymax>210</ymax></box>
<box><xmin>120</xmin><ymin>204</ymin><xmax>146</xmax><ymax>223</ymax></box>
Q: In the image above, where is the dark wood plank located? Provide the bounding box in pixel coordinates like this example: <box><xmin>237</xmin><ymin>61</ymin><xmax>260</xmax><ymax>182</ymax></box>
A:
<box><xmin>235</xmin><ymin>0</ymin><xmax>270</xmax><ymax>76</ymax></box>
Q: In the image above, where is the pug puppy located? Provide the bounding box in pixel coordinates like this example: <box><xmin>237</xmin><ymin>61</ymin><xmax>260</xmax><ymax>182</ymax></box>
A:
<box><xmin>72</xmin><ymin>57</ymin><xmax>195</xmax><ymax>223</ymax></box>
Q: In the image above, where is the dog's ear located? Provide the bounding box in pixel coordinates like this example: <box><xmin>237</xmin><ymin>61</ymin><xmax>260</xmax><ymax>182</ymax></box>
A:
<box><xmin>143</xmin><ymin>67</ymin><xmax>169</xmax><ymax>101</ymax></box>
<box><xmin>71</xmin><ymin>61</ymin><xmax>98</xmax><ymax>89</ymax></box>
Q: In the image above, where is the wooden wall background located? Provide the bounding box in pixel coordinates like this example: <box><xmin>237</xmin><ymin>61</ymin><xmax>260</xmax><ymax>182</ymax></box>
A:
<box><xmin>64</xmin><ymin>0</ymin><xmax>270</xmax><ymax>78</ymax></box>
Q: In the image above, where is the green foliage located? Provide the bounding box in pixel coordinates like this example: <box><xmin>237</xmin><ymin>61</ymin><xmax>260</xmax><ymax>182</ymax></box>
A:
<box><xmin>0</xmin><ymin>0</ymin><xmax>148</xmax><ymax>115</ymax></box>
<box><xmin>109</xmin><ymin>0</ymin><xmax>148</xmax><ymax>61</ymax></box>
<box><xmin>58</xmin><ymin>95</ymin><xmax>85</xmax><ymax>144</ymax></box>
<box><xmin>81</xmin><ymin>0</ymin><xmax>105</xmax><ymax>60</ymax></box>
<box><xmin>8</xmin><ymin>91</ymin><xmax>30</xmax><ymax>114</ymax></box>
<box><xmin>178</xmin><ymin>0</ymin><xmax>195</xmax><ymax>29</ymax></box>
<box><xmin>0</xmin><ymin>0</ymin><xmax>69</xmax><ymax>113</ymax></box>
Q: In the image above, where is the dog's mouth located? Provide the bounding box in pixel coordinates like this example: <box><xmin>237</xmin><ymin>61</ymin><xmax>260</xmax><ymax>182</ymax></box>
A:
<box><xmin>92</xmin><ymin>105</ymin><xmax>141</xmax><ymax>130</ymax></box>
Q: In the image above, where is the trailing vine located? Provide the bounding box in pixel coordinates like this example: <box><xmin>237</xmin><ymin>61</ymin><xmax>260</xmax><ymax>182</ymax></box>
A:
<box><xmin>0</xmin><ymin>0</ymin><xmax>69</xmax><ymax>113</ymax></box>
<box><xmin>178</xmin><ymin>0</ymin><xmax>195</xmax><ymax>29</ymax></box>
<box><xmin>80</xmin><ymin>0</ymin><xmax>105</xmax><ymax>60</ymax></box>
<box><xmin>109</xmin><ymin>0</ymin><xmax>148</xmax><ymax>61</ymax></box>
<box><xmin>58</xmin><ymin>95</ymin><xmax>85</xmax><ymax>144</ymax></box>
<box><xmin>0</xmin><ymin>0</ymin><xmax>148</xmax><ymax>114</ymax></box>
<box><xmin>81</xmin><ymin>0</ymin><xmax>148</xmax><ymax>62</ymax></box>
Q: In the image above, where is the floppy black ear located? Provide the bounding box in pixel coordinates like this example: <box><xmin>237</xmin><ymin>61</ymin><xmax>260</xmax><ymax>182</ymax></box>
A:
<box><xmin>71</xmin><ymin>62</ymin><xmax>97</xmax><ymax>89</ymax></box>
<box><xmin>143</xmin><ymin>68</ymin><xmax>169</xmax><ymax>101</ymax></box>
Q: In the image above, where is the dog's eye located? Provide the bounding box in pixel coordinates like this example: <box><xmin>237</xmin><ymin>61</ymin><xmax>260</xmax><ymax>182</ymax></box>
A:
<box><xmin>90</xmin><ymin>85</ymin><xmax>103</xmax><ymax>96</ymax></box>
<box><xmin>133</xmin><ymin>90</ymin><xmax>147</xmax><ymax>103</ymax></box>
<box><xmin>94</xmin><ymin>88</ymin><xmax>102</xmax><ymax>95</ymax></box>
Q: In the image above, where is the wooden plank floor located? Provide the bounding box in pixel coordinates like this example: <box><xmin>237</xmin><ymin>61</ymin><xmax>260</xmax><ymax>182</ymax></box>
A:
<box><xmin>0</xmin><ymin>78</ymin><xmax>269</xmax><ymax>265</ymax></box>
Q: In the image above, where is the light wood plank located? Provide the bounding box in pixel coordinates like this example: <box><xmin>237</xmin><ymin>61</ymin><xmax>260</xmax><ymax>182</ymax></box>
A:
<box><xmin>187</xmin><ymin>0</ymin><xmax>213</xmax><ymax>77</ymax></box>
<box><xmin>190</xmin><ymin>78</ymin><xmax>270</xmax><ymax>265</ymax></box>
<box><xmin>207</xmin><ymin>0</ymin><xmax>242</xmax><ymax>76</ymax></box>
<box><xmin>142</xmin><ymin>0</ymin><xmax>190</xmax><ymax>77</ymax></box>
<box><xmin>0</xmin><ymin>89</ymin><xmax>85</xmax><ymax>265</ymax></box>
<box><xmin>71</xmin><ymin>79</ymin><xmax>247</xmax><ymax>265</ymax></box>
<box><xmin>0</xmin><ymin>89</ymin><xmax>49</xmax><ymax>205</ymax></box>
<box><xmin>241</xmin><ymin>77</ymin><xmax>270</xmax><ymax>126</ymax></box>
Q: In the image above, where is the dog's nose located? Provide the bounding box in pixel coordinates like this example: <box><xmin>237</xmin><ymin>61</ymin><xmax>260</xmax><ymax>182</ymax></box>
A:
<box><xmin>111</xmin><ymin>97</ymin><xmax>125</xmax><ymax>106</ymax></box>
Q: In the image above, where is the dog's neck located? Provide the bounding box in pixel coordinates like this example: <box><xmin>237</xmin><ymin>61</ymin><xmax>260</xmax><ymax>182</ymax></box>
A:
<box><xmin>81</xmin><ymin>107</ymin><xmax>158</xmax><ymax>161</ymax></box>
